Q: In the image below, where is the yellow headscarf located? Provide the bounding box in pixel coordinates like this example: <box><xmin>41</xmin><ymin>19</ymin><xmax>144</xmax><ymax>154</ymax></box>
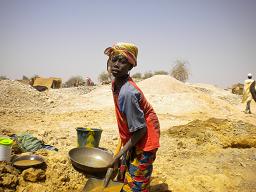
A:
<box><xmin>104</xmin><ymin>42</ymin><xmax>138</xmax><ymax>67</ymax></box>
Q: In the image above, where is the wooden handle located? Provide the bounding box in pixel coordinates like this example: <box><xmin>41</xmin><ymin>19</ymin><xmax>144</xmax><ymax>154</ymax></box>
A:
<box><xmin>103</xmin><ymin>167</ymin><xmax>114</xmax><ymax>188</ymax></box>
<box><xmin>113</xmin><ymin>138</ymin><xmax>122</xmax><ymax>157</ymax></box>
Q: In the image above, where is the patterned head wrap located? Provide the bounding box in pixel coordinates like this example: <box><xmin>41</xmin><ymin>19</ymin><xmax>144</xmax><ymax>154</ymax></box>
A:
<box><xmin>104</xmin><ymin>42</ymin><xmax>138</xmax><ymax>67</ymax></box>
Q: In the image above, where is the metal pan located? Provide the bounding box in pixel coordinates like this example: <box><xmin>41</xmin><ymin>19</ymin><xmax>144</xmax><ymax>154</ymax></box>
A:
<box><xmin>83</xmin><ymin>177</ymin><xmax>123</xmax><ymax>192</ymax></box>
<box><xmin>12</xmin><ymin>154</ymin><xmax>45</xmax><ymax>169</ymax></box>
<box><xmin>69</xmin><ymin>147</ymin><xmax>113</xmax><ymax>177</ymax></box>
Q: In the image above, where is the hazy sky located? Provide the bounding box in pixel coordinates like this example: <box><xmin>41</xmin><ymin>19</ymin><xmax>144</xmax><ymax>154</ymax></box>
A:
<box><xmin>0</xmin><ymin>0</ymin><xmax>255</xmax><ymax>87</ymax></box>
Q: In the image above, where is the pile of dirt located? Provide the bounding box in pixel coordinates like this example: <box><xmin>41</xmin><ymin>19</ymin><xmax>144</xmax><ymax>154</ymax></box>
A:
<box><xmin>154</xmin><ymin>118</ymin><xmax>256</xmax><ymax>191</ymax></box>
<box><xmin>168</xmin><ymin>118</ymin><xmax>256</xmax><ymax>148</ymax></box>
<box><xmin>134</xmin><ymin>76</ymin><xmax>241</xmax><ymax>118</ymax></box>
<box><xmin>48</xmin><ymin>86</ymin><xmax>95</xmax><ymax>101</ymax></box>
<box><xmin>190</xmin><ymin>83</ymin><xmax>242</xmax><ymax>106</ymax></box>
<box><xmin>0</xmin><ymin>162</ymin><xmax>20</xmax><ymax>191</ymax></box>
<box><xmin>19</xmin><ymin>150</ymin><xmax>86</xmax><ymax>192</ymax></box>
<box><xmin>0</xmin><ymin>150</ymin><xmax>86</xmax><ymax>192</ymax></box>
<box><xmin>58</xmin><ymin>75</ymin><xmax>241</xmax><ymax>119</ymax></box>
<box><xmin>0</xmin><ymin>80</ymin><xmax>56</xmax><ymax>114</ymax></box>
<box><xmin>231</xmin><ymin>83</ymin><xmax>244</xmax><ymax>95</ymax></box>
<box><xmin>138</xmin><ymin>75</ymin><xmax>197</xmax><ymax>94</ymax></box>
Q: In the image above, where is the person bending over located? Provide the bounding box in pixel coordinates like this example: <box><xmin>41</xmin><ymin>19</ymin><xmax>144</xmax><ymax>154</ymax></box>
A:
<box><xmin>104</xmin><ymin>42</ymin><xmax>160</xmax><ymax>192</ymax></box>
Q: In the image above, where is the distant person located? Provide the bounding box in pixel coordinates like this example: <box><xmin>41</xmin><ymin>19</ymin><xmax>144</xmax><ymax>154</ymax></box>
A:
<box><xmin>242</xmin><ymin>73</ymin><xmax>255</xmax><ymax>114</ymax></box>
<box><xmin>104</xmin><ymin>42</ymin><xmax>160</xmax><ymax>192</ymax></box>
<box><xmin>85</xmin><ymin>77</ymin><xmax>94</xmax><ymax>86</ymax></box>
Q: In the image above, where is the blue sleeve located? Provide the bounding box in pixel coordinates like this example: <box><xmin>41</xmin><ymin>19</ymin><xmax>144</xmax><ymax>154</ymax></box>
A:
<box><xmin>118</xmin><ymin>84</ymin><xmax>146</xmax><ymax>132</ymax></box>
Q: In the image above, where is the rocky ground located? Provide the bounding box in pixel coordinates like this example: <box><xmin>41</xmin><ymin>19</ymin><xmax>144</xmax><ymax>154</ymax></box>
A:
<box><xmin>0</xmin><ymin>75</ymin><xmax>255</xmax><ymax>192</ymax></box>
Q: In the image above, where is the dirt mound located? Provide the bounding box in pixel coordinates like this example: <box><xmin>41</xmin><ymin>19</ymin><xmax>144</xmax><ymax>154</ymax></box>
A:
<box><xmin>43</xmin><ymin>75</ymin><xmax>241</xmax><ymax>119</ymax></box>
<box><xmin>0</xmin><ymin>150</ymin><xmax>86</xmax><ymax>192</ymax></box>
<box><xmin>138</xmin><ymin>75</ymin><xmax>197</xmax><ymax>94</ymax></box>
<box><xmin>231</xmin><ymin>83</ymin><xmax>244</xmax><ymax>95</ymax></box>
<box><xmin>168</xmin><ymin>118</ymin><xmax>256</xmax><ymax>148</ymax></box>
<box><xmin>48</xmin><ymin>86</ymin><xmax>95</xmax><ymax>100</ymax></box>
<box><xmin>190</xmin><ymin>83</ymin><xmax>241</xmax><ymax>105</ymax></box>
<box><xmin>134</xmin><ymin>76</ymin><xmax>241</xmax><ymax>118</ymax></box>
<box><xmin>0</xmin><ymin>80</ymin><xmax>55</xmax><ymax>113</ymax></box>
<box><xmin>156</xmin><ymin>118</ymin><xmax>256</xmax><ymax>191</ymax></box>
<box><xmin>0</xmin><ymin>162</ymin><xmax>19</xmax><ymax>191</ymax></box>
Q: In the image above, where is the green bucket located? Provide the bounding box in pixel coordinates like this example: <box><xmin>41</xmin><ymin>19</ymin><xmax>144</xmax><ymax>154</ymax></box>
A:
<box><xmin>76</xmin><ymin>128</ymin><xmax>102</xmax><ymax>148</ymax></box>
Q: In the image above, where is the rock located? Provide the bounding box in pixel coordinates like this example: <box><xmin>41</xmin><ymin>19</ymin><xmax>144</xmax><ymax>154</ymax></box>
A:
<box><xmin>0</xmin><ymin>173</ymin><xmax>19</xmax><ymax>188</ymax></box>
<box><xmin>22</xmin><ymin>168</ymin><xmax>46</xmax><ymax>182</ymax></box>
<box><xmin>35</xmin><ymin>149</ymin><xmax>50</xmax><ymax>157</ymax></box>
<box><xmin>60</xmin><ymin>175</ymin><xmax>70</xmax><ymax>182</ymax></box>
<box><xmin>0</xmin><ymin>162</ymin><xmax>19</xmax><ymax>176</ymax></box>
<box><xmin>0</xmin><ymin>162</ymin><xmax>19</xmax><ymax>189</ymax></box>
<box><xmin>150</xmin><ymin>177</ymin><xmax>169</xmax><ymax>192</ymax></box>
<box><xmin>0</xmin><ymin>187</ymin><xmax>15</xmax><ymax>192</ymax></box>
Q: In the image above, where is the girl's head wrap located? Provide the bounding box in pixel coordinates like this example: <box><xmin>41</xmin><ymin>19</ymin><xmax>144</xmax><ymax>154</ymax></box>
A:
<box><xmin>104</xmin><ymin>42</ymin><xmax>138</xmax><ymax>66</ymax></box>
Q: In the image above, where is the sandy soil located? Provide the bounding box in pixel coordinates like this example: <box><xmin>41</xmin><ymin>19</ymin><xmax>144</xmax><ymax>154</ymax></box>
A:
<box><xmin>0</xmin><ymin>75</ymin><xmax>255</xmax><ymax>192</ymax></box>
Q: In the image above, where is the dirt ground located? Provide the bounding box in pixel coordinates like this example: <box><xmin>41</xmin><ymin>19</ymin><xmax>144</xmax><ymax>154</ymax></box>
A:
<box><xmin>0</xmin><ymin>75</ymin><xmax>256</xmax><ymax>192</ymax></box>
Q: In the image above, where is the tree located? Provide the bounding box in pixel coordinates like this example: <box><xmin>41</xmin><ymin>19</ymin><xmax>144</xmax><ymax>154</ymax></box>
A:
<box><xmin>65</xmin><ymin>76</ymin><xmax>85</xmax><ymax>87</ymax></box>
<box><xmin>0</xmin><ymin>75</ymin><xmax>8</xmax><ymax>80</ymax></box>
<box><xmin>22</xmin><ymin>75</ymin><xmax>29</xmax><ymax>80</ymax></box>
<box><xmin>143</xmin><ymin>71</ymin><xmax>154</xmax><ymax>79</ymax></box>
<box><xmin>154</xmin><ymin>70</ymin><xmax>168</xmax><ymax>75</ymax></box>
<box><xmin>132</xmin><ymin>72</ymin><xmax>142</xmax><ymax>79</ymax></box>
<box><xmin>98</xmin><ymin>71</ymin><xmax>111</xmax><ymax>84</ymax></box>
<box><xmin>170</xmin><ymin>59</ymin><xmax>190</xmax><ymax>82</ymax></box>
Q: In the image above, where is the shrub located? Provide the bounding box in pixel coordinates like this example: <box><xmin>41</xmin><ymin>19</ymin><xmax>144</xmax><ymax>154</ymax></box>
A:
<box><xmin>65</xmin><ymin>76</ymin><xmax>85</xmax><ymax>87</ymax></box>
<box><xmin>154</xmin><ymin>70</ymin><xmax>168</xmax><ymax>75</ymax></box>
<box><xmin>98</xmin><ymin>71</ymin><xmax>111</xmax><ymax>84</ymax></box>
<box><xmin>22</xmin><ymin>75</ymin><xmax>29</xmax><ymax>80</ymax></box>
<box><xmin>132</xmin><ymin>73</ymin><xmax>142</xmax><ymax>79</ymax></box>
<box><xmin>231</xmin><ymin>83</ymin><xmax>244</xmax><ymax>95</ymax></box>
<box><xmin>0</xmin><ymin>75</ymin><xmax>9</xmax><ymax>80</ymax></box>
<box><xmin>143</xmin><ymin>71</ymin><xmax>153</xmax><ymax>79</ymax></box>
<box><xmin>170</xmin><ymin>60</ymin><xmax>190</xmax><ymax>82</ymax></box>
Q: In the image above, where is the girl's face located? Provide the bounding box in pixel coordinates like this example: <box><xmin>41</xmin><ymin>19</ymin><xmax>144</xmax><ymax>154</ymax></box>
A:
<box><xmin>108</xmin><ymin>55</ymin><xmax>133</xmax><ymax>78</ymax></box>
